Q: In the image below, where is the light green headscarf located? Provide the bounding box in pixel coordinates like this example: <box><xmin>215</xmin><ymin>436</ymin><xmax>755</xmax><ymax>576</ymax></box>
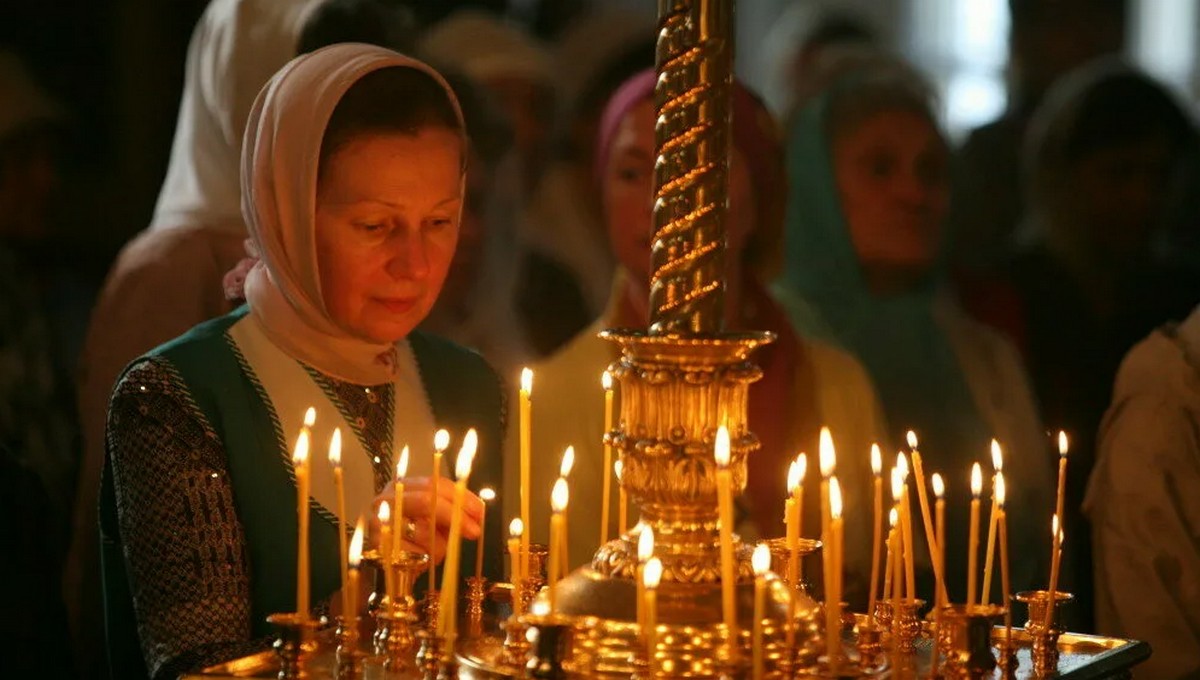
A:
<box><xmin>776</xmin><ymin>66</ymin><xmax>991</xmax><ymax>466</ymax></box>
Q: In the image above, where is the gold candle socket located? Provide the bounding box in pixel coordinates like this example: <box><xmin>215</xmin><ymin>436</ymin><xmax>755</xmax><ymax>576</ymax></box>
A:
<box><xmin>1017</xmin><ymin>590</ymin><xmax>1074</xmax><ymax>675</ymax></box>
<box><xmin>765</xmin><ymin>536</ymin><xmax>822</xmax><ymax>594</ymax></box>
<box><xmin>500</xmin><ymin>616</ymin><xmax>533</xmax><ymax>669</ymax></box>
<box><xmin>890</xmin><ymin>599</ymin><xmax>926</xmax><ymax>655</ymax></box>
<box><xmin>374</xmin><ymin>550</ymin><xmax>429</xmax><ymax>673</ymax></box>
<box><xmin>266</xmin><ymin>613</ymin><xmax>318</xmax><ymax>680</ymax></box>
<box><xmin>936</xmin><ymin>604</ymin><xmax>1004</xmax><ymax>679</ymax></box>
<box><xmin>416</xmin><ymin>629</ymin><xmax>447</xmax><ymax>680</ymax></box>
<box><xmin>334</xmin><ymin>616</ymin><xmax>364</xmax><ymax>680</ymax></box>
<box><xmin>518</xmin><ymin>543</ymin><xmax>550</xmax><ymax>614</ymax></box>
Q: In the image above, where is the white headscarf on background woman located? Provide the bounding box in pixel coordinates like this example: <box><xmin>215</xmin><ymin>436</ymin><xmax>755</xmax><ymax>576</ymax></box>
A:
<box><xmin>240</xmin><ymin>43</ymin><xmax>465</xmax><ymax>386</ymax></box>
<box><xmin>150</xmin><ymin>0</ymin><xmax>320</xmax><ymax>233</ymax></box>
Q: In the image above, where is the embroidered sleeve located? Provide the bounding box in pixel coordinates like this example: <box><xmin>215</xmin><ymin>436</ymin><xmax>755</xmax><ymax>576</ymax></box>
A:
<box><xmin>107</xmin><ymin>358</ymin><xmax>268</xmax><ymax>679</ymax></box>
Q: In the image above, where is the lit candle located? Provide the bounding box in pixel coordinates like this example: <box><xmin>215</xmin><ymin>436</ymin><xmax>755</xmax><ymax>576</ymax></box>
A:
<box><xmin>601</xmin><ymin>371</ymin><xmax>614</xmax><ymax>545</ymax></box>
<box><xmin>378</xmin><ymin>501</ymin><xmax>392</xmax><ymax>607</ymax></box>
<box><xmin>637</xmin><ymin>527</ymin><xmax>655</xmax><ymax>630</ymax></box>
<box><xmin>890</xmin><ymin>467</ymin><xmax>904</xmax><ymax>600</ymax></box>
<box><xmin>785</xmin><ymin>459</ymin><xmax>802</xmax><ymax>587</ymax></box>
<box><xmin>982</xmin><ymin>440</ymin><xmax>1003</xmax><ymax>605</ymax></box>
<box><xmin>393</xmin><ymin>446</ymin><xmax>409</xmax><ymax>560</ymax></box>
<box><xmin>897</xmin><ymin>453</ymin><xmax>916</xmax><ymax>602</ymax></box>
<box><xmin>907</xmin><ymin>431</ymin><xmax>944</xmax><ymax>605</ymax></box>
<box><xmin>438</xmin><ymin>429</ymin><xmax>478</xmax><ymax>641</ymax></box>
<box><xmin>1050</xmin><ymin>432</ymin><xmax>1068</xmax><ymax>611</ymax></box>
<box><xmin>868</xmin><ymin>444</ymin><xmax>882</xmax><ymax>623</ymax></box>
<box><xmin>347</xmin><ymin>519</ymin><xmax>364</xmax><ymax>620</ymax></box>
<box><xmin>829</xmin><ymin>477</ymin><xmax>845</xmax><ymax>672</ymax></box>
<box><xmin>292</xmin><ymin>416</ymin><xmax>312</xmax><ymax>617</ymax></box>
<box><xmin>752</xmin><ymin>543</ymin><xmax>771</xmax><ymax>680</ymax></box>
<box><xmin>615</xmin><ymin>459</ymin><xmax>628</xmax><ymax>536</ymax></box>
<box><xmin>328</xmin><ymin>428</ymin><xmax>349</xmax><ymax>617</ymax></box>
<box><xmin>558</xmin><ymin>447</ymin><xmax>575</xmax><ymax>578</ymax></box>
<box><xmin>520</xmin><ymin>368</ymin><xmax>533</xmax><ymax>563</ymax></box>
<box><xmin>1044</xmin><ymin>514</ymin><xmax>1063</xmax><ymax>630</ymax></box>
<box><xmin>794</xmin><ymin>453</ymin><xmax>807</xmax><ymax>579</ymax></box>
<box><xmin>644</xmin><ymin>556</ymin><xmax>663</xmax><ymax>678</ymax></box>
<box><xmin>967</xmin><ymin>462</ymin><xmax>983</xmax><ymax>608</ymax></box>
<box><xmin>430</xmin><ymin>429</ymin><xmax>450</xmax><ymax>596</ymax></box>
<box><xmin>548</xmin><ymin>477</ymin><xmax>569</xmax><ymax>614</ymax></box>
<box><xmin>476</xmin><ymin>487</ymin><xmax>495</xmax><ymax>580</ymax></box>
<box><xmin>996</xmin><ymin>473</ymin><xmax>1012</xmax><ymax>650</ymax></box>
<box><xmin>508</xmin><ymin>519</ymin><xmax>524</xmax><ymax>617</ymax></box>
<box><xmin>818</xmin><ymin>428</ymin><xmax>836</xmax><ymax>632</ymax></box>
<box><xmin>886</xmin><ymin>508</ymin><xmax>898</xmax><ymax>637</ymax></box>
<box><xmin>932</xmin><ymin>473</ymin><xmax>946</xmax><ymax>663</ymax></box>
<box><xmin>715</xmin><ymin>425</ymin><xmax>738</xmax><ymax>656</ymax></box>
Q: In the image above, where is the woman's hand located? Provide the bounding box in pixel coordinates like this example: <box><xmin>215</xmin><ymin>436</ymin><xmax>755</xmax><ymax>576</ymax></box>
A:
<box><xmin>370</xmin><ymin>476</ymin><xmax>484</xmax><ymax>563</ymax></box>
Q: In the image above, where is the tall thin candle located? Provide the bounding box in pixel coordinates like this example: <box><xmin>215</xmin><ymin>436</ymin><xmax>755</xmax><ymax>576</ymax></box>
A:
<box><xmin>328</xmin><ymin>429</ymin><xmax>349</xmax><ymax>616</ymax></box>
<box><xmin>292</xmin><ymin>421</ymin><xmax>312</xmax><ymax>617</ymax></box>
<box><xmin>476</xmin><ymin>487</ymin><xmax>495</xmax><ymax>579</ymax></box>
<box><xmin>785</xmin><ymin>460</ymin><xmax>802</xmax><ymax>587</ymax></box>
<box><xmin>393</xmin><ymin>446</ymin><xmax>409</xmax><ymax>560</ymax></box>
<box><xmin>1050</xmin><ymin>432</ymin><xmax>1069</xmax><ymax>612</ymax></box>
<box><xmin>907</xmin><ymin>431</ymin><xmax>945</xmax><ymax>605</ymax></box>
<box><xmin>982</xmin><ymin>440</ymin><xmax>1003</xmax><ymax>605</ymax></box>
<box><xmin>897</xmin><ymin>453</ymin><xmax>916</xmax><ymax>601</ymax></box>
<box><xmin>818</xmin><ymin>428</ymin><xmax>836</xmax><ymax>622</ymax></box>
<box><xmin>715</xmin><ymin>426</ymin><xmax>738</xmax><ymax>657</ymax></box>
<box><xmin>601</xmin><ymin>371</ymin><xmax>614</xmax><ymax>545</ymax></box>
<box><xmin>615</xmin><ymin>459</ymin><xmax>628</xmax><ymax>535</ymax></box>
<box><xmin>1044</xmin><ymin>514</ymin><xmax>1063</xmax><ymax>630</ymax></box>
<box><xmin>883</xmin><ymin>510</ymin><xmax>897</xmax><ymax>605</ymax></box>
<box><xmin>752</xmin><ymin>544</ymin><xmax>771</xmax><ymax>680</ymax></box>
<box><xmin>378</xmin><ymin>501</ymin><xmax>392</xmax><ymax>607</ymax></box>
<box><xmin>644</xmin><ymin>557</ymin><xmax>663</xmax><ymax>678</ymax></box>
<box><xmin>932</xmin><ymin>473</ymin><xmax>946</xmax><ymax>667</ymax></box>
<box><xmin>868</xmin><ymin>444</ymin><xmax>882</xmax><ymax>622</ymax></box>
<box><xmin>430</xmin><ymin>429</ymin><xmax>450</xmax><ymax>596</ymax></box>
<box><xmin>829</xmin><ymin>477</ymin><xmax>845</xmax><ymax>673</ymax></box>
<box><xmin>888</xmin><ymin>508</ymin><xmax>899</xmax><ymax>640</ymax></box>
<box><xmin>558</xmin><ymin>447</ymin><xmax>575</xmax><ymax>579</ymax></box>
<box><xmin>794</xmin><ymin>453</ymin><xmax>807</xmax><ymax>579</ymax></box>
<box><xmin>637</xmin><ymin>527</ymin><xmax>655</xmax><ymax>630</ymax></box>
<box><xmin>967</xmin><ymin>462</ymin><xmax>983</xmax><ymax>608</ymax></box>
<box><xmin>439</xmin><ymin>430</ymin><xmax>478</xmax><ymax>641</ymax></box>
<box><xmin>508</xmin><ymin>519</ymin><xmax>524</xmax><ymax>617</ymax></box>
<box><xmin>890</xmin><ymin>467</ymin><xmax>905</xmax><ymax>600</ymax></box>
<box><xmin>996</xmin><ymin>473</ymin><xmax>1012</xmax><ymax>650</ymax></box>
<box><xmin>548</xmin><ymin>477</ymin><xmax>568</xmax><ymax>614</ymax></box>
<box><xmin>347</xmin><ymin>520</ymin><xmax>364</xmax><ymax>620</ymax></box>
<box><xmin>519</xmin><ymin>369</ymin><xmax>533</xmax><ymax>562</ymax></box>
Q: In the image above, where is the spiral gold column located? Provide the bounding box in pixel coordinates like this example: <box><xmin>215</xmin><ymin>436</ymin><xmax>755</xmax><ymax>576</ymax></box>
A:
<box><xmin>649</xmin><ymin>0</ymin><xmax>733</xmax><ymax>337</ymax></box>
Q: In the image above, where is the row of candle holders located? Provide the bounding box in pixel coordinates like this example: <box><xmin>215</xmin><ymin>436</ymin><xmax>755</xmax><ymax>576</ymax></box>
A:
<box><xmin>264</xmin><ymin>544</ymin><xmax>1072</xmax><ymax>679</ymax></box>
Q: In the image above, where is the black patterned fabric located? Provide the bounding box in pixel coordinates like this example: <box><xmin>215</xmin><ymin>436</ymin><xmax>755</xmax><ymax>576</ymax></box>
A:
<box><xmin>305</xmin><ymin>366</ymin><xmax>395</xmax><ymax>491</ymax></box>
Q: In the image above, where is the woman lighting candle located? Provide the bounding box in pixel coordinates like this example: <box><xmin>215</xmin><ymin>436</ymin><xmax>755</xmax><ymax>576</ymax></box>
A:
<box><xmin>438</xmin><ymin>429</ymin><xmax>478</xmax><ymax>640</ymax></box>
<box><xmin>967</xmin><ymin>462</ymin><xmax>983</xmax><ymax>608</ymax></box>
<box><xmin>752</xmin><ymin>543</ymin><xmax>771</xmax><ymax>680</ymax></box>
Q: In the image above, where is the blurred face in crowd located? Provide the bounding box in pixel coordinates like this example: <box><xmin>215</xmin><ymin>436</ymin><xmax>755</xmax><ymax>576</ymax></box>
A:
<box><xmin>602</xmin><ymin>98</ymin><xmax>756</xmax><ymax>289</ymax></box>
<box><xmin>832</xmin><ymin>109</ymin><xmax>949</xmax><ymax>288</ymax></box>
<box><xmin>315</xmin><ymin>128</ymin><xmax>464</xmax><ymax>343</ymax></box>
<box><xmin>0</xmin><ymin>127</ymin><xmax>59</xmax><ymax>242</ymax></box>
<box><xmin>483</xmin><ymin>75</ymin><xmax>551</xmax><ymax>174</ymax></box>
<box><xmin>1061</xmin><ymin>133</ymin><xmax>1175</xmax><ymax>261</ymax></box>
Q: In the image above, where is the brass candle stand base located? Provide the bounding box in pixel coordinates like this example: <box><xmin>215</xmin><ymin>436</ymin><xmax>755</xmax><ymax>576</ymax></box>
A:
<box><xmin>765</xmin><ymin>537</ymin><xmax>822</xmax><ymax>595</ymax></box>
<box><xmin>526</xmin><ymin>619</ymin><xmax>569</xmax><ymax>680</ymax></box>
<box><xmin>467</xmin><ymin>576</ymin><xmax>489</xmax><ymax>621</ymax></box>
<box><xmin>936</xmin><ymin>604</ymin><xmax>1004</xmax><ymax>679</ymax></box>
<box><xmin>424</xmin><ymin>589</ymin><xmax>442</xmax><ymax>631</ymax></box>
<box><xmin>500</xmin><ymin>616</ymin><xmax>533</xmax><ymax>668</ymax></box>
<box><xmin>333</xmin><ymin>616</ymin><xmax>365</xmax><ymax>680</ymax></box>
<box><xmin>266</xmin><ymin>613</ymin><xmax>318</xmax><ymax>680</ymax></box>
<box><xmin>518</xmin><ymin>544</ymin><xmax>549</xmax><ymax>614</ymax></box>
<box><xmin>1017</xmin><ymin>590</ymin><xmax>1074</xmax><ymax>676</ymax></box>
<box><xmin>890</xmin><ymin>599</ymin><xmax>926</xmax><ymax>654</ymax></box>
<box><xmin>871</xmin><ymin>602</ymin><xmax>893</xmax><ymax>644</ymax></box>
<box><xmin>854</xmin><ymin>624</ymin><xmax>885</xmax><ymax>673</ymax></box>
<box><xmin>416</xmin><ymin>629</ymin><xmax>447</xmax><ymax>680</ymax></box>
<box><xmin>373</xmin><ymin>550</ymin><xmax>429</xmax><ymax>673</ymax></box>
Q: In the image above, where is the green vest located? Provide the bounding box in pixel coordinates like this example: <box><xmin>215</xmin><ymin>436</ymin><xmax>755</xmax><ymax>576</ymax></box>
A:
<box><xmin>99</xmin><ymin>308</ymin><xmax>505</xmax><ymax>680</ymax></box>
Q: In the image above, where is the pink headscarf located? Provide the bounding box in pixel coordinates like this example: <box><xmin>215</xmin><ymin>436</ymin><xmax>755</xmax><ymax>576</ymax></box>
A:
<box><xmin>594</xmin><ymin>69</ymin><xmax>786</xmax><ymax>276</ymax></box>
<box><xmin>240</xmin><ymin>43</ymin><xmax>465</xmax><ymax>385</ymax></box>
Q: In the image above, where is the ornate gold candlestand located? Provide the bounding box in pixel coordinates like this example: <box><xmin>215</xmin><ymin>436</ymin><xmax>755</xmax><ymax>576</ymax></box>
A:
<box><xmin>1017</xmin><ymin>590</ymin><xmax>1074</xmax><ymax>676</ymax></box>
<box><xmin>889</xmin><ymin>599</ymin><xmax>925</xmax><ymax>655</ymax></box>
<box><xmin>266</xmin><ymin>613</ymin><xmax>318</xmax><ymax>680</ymax></box>
<box><xmin>936</xmin><ymin>604</ymin><xmax>1004</xmax><ymax>679</ymax></box>
<box><xmin>374</xmin><ymin>550</ymin><xmax>429</xmax><ymax>673</ymax></box>
<box><xmin>518</xmin><ymin>544</ymin><xmax>550</xmax><ymax>614</ymax></box>
<box><xmin>333</xmin><ymin>616</ymin><xmax>364</xmax><ymax>680</ymax></box>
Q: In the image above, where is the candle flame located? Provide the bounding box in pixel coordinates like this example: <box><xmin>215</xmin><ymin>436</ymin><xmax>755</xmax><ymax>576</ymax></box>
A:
<box><xmin>455</xmin><ymin>429</ymin><xmax>478</xmax><ymax>480</ymax></box>
<box><xmin>303</xmin><ymin>407</ymin><xmax>316</xmax><ymax>428</ymax></box>
<box><xmin>819</xmin><ymin>427</ymin><xmax>836</xmax><ymax>478</ymax></box>
<box><xmin>897</xmin><ymin>451</ymin><xmax>909</xmax><ymax>480</ymax></box>
<box><xmin>601</xmin><ymin>370</ymin><xmax>612</xmax><ymax>391</ymax></box>
<box><xmin>509</xmin><ymin>518</ymin><xmax>524</xmax><ymax>537</ymax></box>
<box><xmin>971</xmin><ymin>462</ymin><xmax>983</xmax><ymax>497</ymax></box>
<box><xmin>348</xmin><ymin>519</ymin><xmax>365</xmax><ymax>568</ymax></box>
<box><xmin>752</xmin><ymin>543</ymin><xmax>772</xmax><ymax>576</ymax></box>
<box><xmin>638</xmin><ymin>526</ymin><xmax>655</xmax><ymax>562</ymax></box>
<box><xmin>434</xmin><ymin>428</ymin><xmax>451</xmax><ymax>453</ymax></box>
<box><xmin>830</xmin><ymin>476</ymin><xmax>843</xmax><ymax>520</ymax></box>
<box><xmin>551</xmin><ymin>477</ymin><xmax>569</xmax><ymax>512</ymax></box>
<box><xmin>931</xmin><ymin>472</ymin><xmax>945</xmax><ymax>499</ymax></box>
<box><xmin>714</xmin><ymin>425</ymin><xmax>731</xmax><ymax>467</ymax></box>
<box><xmin>520</xmin><ymin>367</ymin><xmax>533</xmax><ymax>394</ymax></box>
<box><xmin>906</xmin><ymin>430</ymin><xmax>918</xmax><ymax>450</ymax></box>
<box><xmin>796</xmin><ymin>453</ymin><xmax>808</xmax><ymax>484</ymax></box>
<box><xmin>891</xmin><ymin>466</ymin><xmax>904</xmax><ymax>502</ymax></box>
<box><xmin>644</xmin><ymin>556</ymin><xmax>664</xmax><ymax>589</ymax></box>
<box><xmin>480</xmin><ymin>487</ymin><xmax>496</xmax><ymax>503</ymax></box>
<box><xmin>870</xmin><ymin>444</ymin><xmax>882</xmax><ymax>476</ymax></box>
<box><xmin>560</xmin><ymin>446</ymin><xmax>575</xmax><ymax>478</ymax></box>
<box><xmin>530</xmin><ymin>599</ymin><xmax>550</xmax><ymax>617</ymax></box>
<box><xmin>378</xmin><ymin>500</ymin><xmax>391</xmax><ymax>524</ymax></box>
<box><xmin>787</xmin><ymin>460</ymin><xmax>802</xmax><ymax>495</ymax></box>
<box><xmin>396</xmin><ymin>445</ymin><xmax>410</xmax><ymax>479</ymax></box>
<box><xmin>328</xmin><ymin>428</ymin><xmax>342</xmax><ymax>467</ymax></box>
<box><xmin>614</xmin><ymin>459</ymin><xmax>624</xmax><ymax>482</ymax></box>
<box><xmin>1057</xmin><ymin>431</ymin><xmax>1069</xmax><ymax>457</ymax></box>
<box><xmin>889</xmin><ymin>507</ymin><xmax>898</xmax><ymax>528</ymax></box>
<box><xmin>991</xmin><ymin>439</ymin><xmax>1003</xmax><ymax>471</ymax></box>
<box><xmin>292</xmin><ymin>429</ymin><xmax>310</xmax><ymax>465</ymax></box>
<box><xmin>995</xmin><ymin>472</ymin><xmax>1006</xmax><ymax>507</ymax></box>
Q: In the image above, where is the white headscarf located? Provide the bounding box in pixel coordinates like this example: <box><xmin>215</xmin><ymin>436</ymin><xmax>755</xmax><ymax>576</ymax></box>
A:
<box><xmin>241</xmin><ymin>43</ymin><xmax>464</xmax><ymax>385</ymax></box>
<box><xmin>150</xmin><ymin>0</ymin><xmax>320</xmax><ymax>233</ymax></box>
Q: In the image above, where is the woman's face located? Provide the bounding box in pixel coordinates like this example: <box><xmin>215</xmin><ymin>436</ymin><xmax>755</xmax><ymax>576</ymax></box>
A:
<box><xmin>832</xmin><ymin>110</ymin><xmax>949</xmax><ymax>281</ymax></box>
<box><xmin>315</xmin><ymin>128</ymin><xmax>463</xmax><ymax>343</ymax></box>
<box><xmin>602</xmin><ymin>98</ymin><xmax>756</xmax><ymax>287</ymax></box>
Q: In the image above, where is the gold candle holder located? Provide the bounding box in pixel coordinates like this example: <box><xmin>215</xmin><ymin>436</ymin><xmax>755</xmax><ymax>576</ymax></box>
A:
<box><xmin>936</xmin><ymin>604</ymin><xmax>1003</xmax><ymax>679</ymax></box>
<box><xmin>765</xmin><ymin>536</ymin><xmax>822</xmax><ymax>594</ymax></box>
<box><xmin>871</xmin><ymin>601</ymin><xmax>893</xmax><ymax>643</ymax></box>
<box><xmin>500</xmin><ymin>616</ymin><xmax>533</xmax><ymax>669</ymax></box>
<box><xmin>854</xmin><ymin>624</ymin><xmax>885</xmax><ymax>673</ymax></box>
<box><xmin>526</xmin><ymin>620</ymin><xmax>568</xmax><ymax>680</ymax></box>
<box><xmin>519</xmin><ymin>543</ymin><xmax>550</xmax><ymax>613</ymax></box>
<box><xmin>890</xmin><ymin>599</ymin><xmax>926</xmax><ymax>655</ymax></box>
<box><xmin>333</xmin><ymin>616</ymin><xmax>365</xmax><ymax>680</ymax></box>
<box><xmin>1017</xmin><ymin>590</ymin><xmax>1074</xmax><ymax>675</ymax></box>
<box><xmin>266</xmin><ymin>613</ymin><xmax>317</xmax><ymax>680</ymax></box>
<box><xmin>416</xmin><ymin>629</ymin><xmax>446</xmax><ymax>680</ymax></box>
<box><xmin>466</xmin><ymin>576</ymin><xmax>488</xmax><ymax>623</ymax></box>
<box><xmin>374</xmin><ymin>550</ymin><xmax>429</xmax><ymax>673</ymax></box>
<box><xmin>424</xmin><ymin>589</ymin><xmax>441</xmax><ymax>632</ymax></box>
